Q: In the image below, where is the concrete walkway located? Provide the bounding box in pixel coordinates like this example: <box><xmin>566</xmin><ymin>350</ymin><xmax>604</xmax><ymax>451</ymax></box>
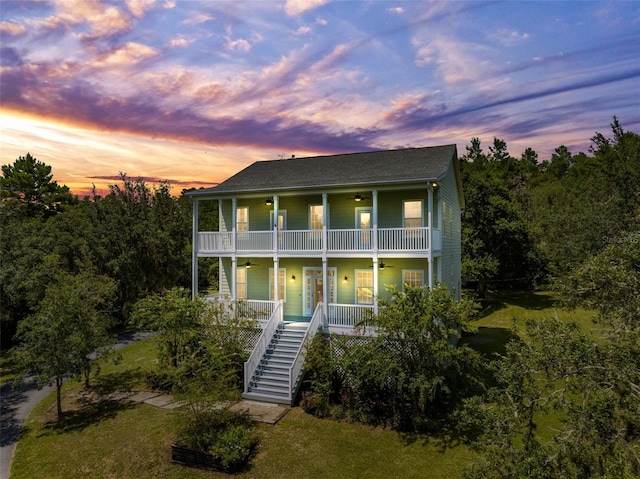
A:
<box><xmin>111</xmin><ymin>390</ymin><xmax>289</xmax><ymax>424</ymax></box>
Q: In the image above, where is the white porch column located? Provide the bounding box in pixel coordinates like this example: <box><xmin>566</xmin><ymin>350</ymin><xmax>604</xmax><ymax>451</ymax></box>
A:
<box><xmin>273</xmin><ymin>195</ymin><xmax>279</xmax><ymax>227</ymax></box>
<box><xmin>322</xmin><ymin>258</ymin><xmax>328</xmax><ymax>318</ymax></box>
<box><xmin>232</xmin><ymin>197</ymin><xmax>237</xmax><ymax>250</ymax></box>
<box><xmin>231</xmin><ymin>257</ymin><xmax>237</xmax><ymax>300</ymax></box>
<box><xmin>372</xmin><ymin>190</ymin><xmax>378</xmax><ymax>252</ymax></box>
<box><xmin>191</xmin><ymin>199</ymin><xmax>199</xmax><ymax>300</ymax></box>
<box><xmin>231</xmin><ymin>197</ymin><xmax>238</xmax><ymax>300</ymax></box>
<box><xmin>273</xmin><ymin>257</ymin><xmax>280</xmax><ymax>302</ymax></box>
<box><xmin>373</xmin><ymin>258</ymin><xmax>379</xmax><ymax>315</ymax></box>
<box><xmin>322</xmin><ymin>192</ymin><xmax>328</xmax><ymax>253</ymax></box>
<box><xmin>272</xmin><ymin>195</ymin><xmax>279</xmax><ymax>253</ymax></box>
<box><xmin>427</xmin><ymin>184</ymin><xmax>434</xmax><ymax>289</ymax></box>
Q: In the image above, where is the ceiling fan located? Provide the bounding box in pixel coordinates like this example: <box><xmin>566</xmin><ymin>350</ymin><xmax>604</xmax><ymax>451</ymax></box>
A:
<box><xmin>243</xmin><ymin>260</ymin><xmax>260</xmax><ymax>268</ymax></box>
<box><xmin>369</xmin><ymin>261</ymin><xmax>394</xmax><ymax>270</ymax></box>
<box><xmin>346</xmin><ymin>192</ymin><xmax>371</xmax><ymax>202</ymax></box>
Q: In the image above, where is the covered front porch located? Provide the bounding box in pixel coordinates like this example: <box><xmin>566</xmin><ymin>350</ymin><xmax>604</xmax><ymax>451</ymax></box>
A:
<box><xmin>207</xmin><ymin>296</ymin><xmax>375</xmax><ymax>335</ymax></box>
<box><xmin>209</xmin><ymin>255</ymin><xmax>437</xmax><ymax>331</ymax></box>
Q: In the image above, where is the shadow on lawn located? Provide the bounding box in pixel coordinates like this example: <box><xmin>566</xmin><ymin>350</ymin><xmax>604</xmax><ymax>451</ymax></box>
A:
<box><xmin>43</xmin><ymin>398</ymin><xmax>137</xmax><ymax>435</ymax></box>
<box><xmin>473</xmin><ymin>289</ymin><xmax>558</xmax><ymax>320</ymax></box>
<box><xmin>92</xmin><ymin>368</ymin><xmax>146</xmax><ymax>393</ymax></box>
<box><xmin>461</xmin><ymin>327</ymin><xmax>520</xmax><ymax>358</ymax></box>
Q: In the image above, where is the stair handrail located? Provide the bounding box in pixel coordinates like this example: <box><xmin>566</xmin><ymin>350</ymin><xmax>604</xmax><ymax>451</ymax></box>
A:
<box><xmin>288</xmin><ymin>302</ymin><xmax>324</xmax><ymax>402</ymax></box>
<box><xmin>244</xmin><ymin>300</ymin><xmax>283</xmax><ymax>394</ymax></box>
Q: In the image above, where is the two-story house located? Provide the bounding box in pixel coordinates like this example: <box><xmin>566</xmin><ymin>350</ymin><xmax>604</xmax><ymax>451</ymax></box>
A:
<box><xmin>187</xmin><ymin>144</ymin><xmax>463</xmax><ymax>404</ymax></box>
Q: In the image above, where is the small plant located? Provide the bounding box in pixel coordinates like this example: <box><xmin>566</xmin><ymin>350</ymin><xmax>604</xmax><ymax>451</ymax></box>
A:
<box><xmin>208</xmin><ymin>421</ymin><xmax>260</xmax><ymax>470</ymax></box>
<box><xmin>174</xmin><ymin>408</ymin><xmax>258</xmax><ymax>472</ymax></box>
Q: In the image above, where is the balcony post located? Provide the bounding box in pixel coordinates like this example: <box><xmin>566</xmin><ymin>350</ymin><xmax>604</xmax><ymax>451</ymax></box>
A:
<box><xmin>191</xmin><ymin>199</ymin><xmax>199</xmax><ymax>299</ymax></box>
<box><xmin>373</xmin><ymin>258</ymin><xmax>379</xmax><ymax>315</ymax></box>
<box><xmin>427</xmin><ymin>185</ymin><xmax>434</xmax><ymax>289</ymax></box>
<box><xmin>273</xmin><ymin>195</ymin><xmax>279</xmax><ymax>252</ymax></box>
<box><xmin>231</xmin><ymin>257</ymin><xmax>237</xmax><ymax>300</ymax></box>
<box><xmin>322</xmin><ymin>193</ymin><xmax>328</xmax><ymax>253</ymax></box>
<box><xmin>273</xmin><ymin>257</ymin><xmax>279</xmax><ymax>302</ymax></box>
<box><xmin>232</xmin><ymin>197</ymin><xmax>237</xmax><ymax>251</ymax></box>
<box><xmin>322</xmin><ymin>258</ymin><xmax>328</xmax><ymax>319</ymax></box>
<box><xmin>372</xmin><ymin>190</ymin><xmax>378</xmax><ymax>252</ymax></box>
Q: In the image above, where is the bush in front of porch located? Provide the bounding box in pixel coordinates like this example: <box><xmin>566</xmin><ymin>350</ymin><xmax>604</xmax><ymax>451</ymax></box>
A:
<box><xmin>132</xmin><ymin>287</ymin><xmax>261</xmax><ymax>471</ymax></box>
<box><xmin>301</xmin><ymin>284</ymin><xmax>485</xmax><ymax>431</ymax></box>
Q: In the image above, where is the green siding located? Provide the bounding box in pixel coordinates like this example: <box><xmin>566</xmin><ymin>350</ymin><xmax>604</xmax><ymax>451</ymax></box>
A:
<box><xmin>438</xmin><ymin>162</ymin><xmax>462</xmax><ymax>297</ymax></box>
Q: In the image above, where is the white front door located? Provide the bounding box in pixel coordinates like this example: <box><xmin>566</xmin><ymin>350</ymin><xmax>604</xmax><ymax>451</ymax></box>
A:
<box><xmin>303</xmin><ymin>268</ymin><xmax>336</xmax><ymax>316</ymax></box>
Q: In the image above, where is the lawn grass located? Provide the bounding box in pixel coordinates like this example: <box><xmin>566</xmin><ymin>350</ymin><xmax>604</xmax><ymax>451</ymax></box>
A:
<box><xmin>462</xmin><ymin>289</ymin><xmax>598</xmax><ymax>356</ymax></box>
<box><xmin>11</xmin><ymin>335</ymin><xmax>474</xmax><ymax>479</ymax></box>
<box><xmin>10</xmin><ymin>290</ymin><xmax>597</xmax><ymax>479</ymax></box>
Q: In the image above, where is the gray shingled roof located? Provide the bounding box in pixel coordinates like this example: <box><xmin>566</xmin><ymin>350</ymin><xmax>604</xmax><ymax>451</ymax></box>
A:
<box><xmin>189</xmin><ymin>144</ymin><xmax>457</xmax><ymax>196</ymax></box>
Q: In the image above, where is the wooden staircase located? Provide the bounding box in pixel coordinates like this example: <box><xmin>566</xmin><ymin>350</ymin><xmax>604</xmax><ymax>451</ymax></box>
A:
<box><xmin>242</xmin><ymin>322</ymin><xmax>308</xmax><ymax>405</ymax></box>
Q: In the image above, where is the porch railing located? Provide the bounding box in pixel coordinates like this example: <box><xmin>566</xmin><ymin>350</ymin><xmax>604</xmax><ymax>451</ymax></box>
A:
<box><xmin>205</xmin><ymin>296</ymin><xmax>275</xmax><ymax>324</ymax></box>
<box><xmin>198</xmin><ymin>226</ymin><xmax>431</xmax><ymax>254</ymax></box>
<box><xmin>236</xmin><ymin>299</ymin><xmax>276</xmax><ymax>324</ymax></box>
<box><xmin>288</xmin><ymin>302</ymin><xmax>323</xmax><ymax>403</ymax></box>
<box><xmin>327</xmin><ymin>303</ymin><xmax>375</xmax><ymax>333</ymax></box>
<box><xmin>243</xmin><ymin>300</ymin><xmax>283</xmax><ymax>394</ymax></box>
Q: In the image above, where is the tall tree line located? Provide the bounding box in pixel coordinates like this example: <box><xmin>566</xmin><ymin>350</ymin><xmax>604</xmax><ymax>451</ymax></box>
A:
<box><xmin>460</xmin><ymin>116</ymin><xmax>639</xmax><ymax>295</ymax></box>
<box><xmin>0</xmin><ymin>159</ymin><xmax>216</xmax><ymax>348</ymax></box>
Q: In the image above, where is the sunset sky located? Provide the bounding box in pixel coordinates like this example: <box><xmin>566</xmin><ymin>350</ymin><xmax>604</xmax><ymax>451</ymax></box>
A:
<box><xmin>1</xmin><ymin>0</ymin><xmax>639</xmax><ymax>197</ymax></box>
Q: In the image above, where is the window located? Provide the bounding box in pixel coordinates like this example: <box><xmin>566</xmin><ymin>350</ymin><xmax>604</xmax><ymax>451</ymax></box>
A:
<box><xmin>236</xmin><ymin>266</ymin><xmax>247</xmax><ymax>299</ymax></box>
<box><xmin>355</xmin><ymin>270</ymin><xmax>374</xmax><ymax>305</ymax></box>
<box><xmin>269</xmin><ymin>268</ymin><xmax>286</xmax><ymax>301</ymax></box>
<box><xmin>403</xmin><ymin>200</ymin><xmax>423</xmax><ymax>229</ymax></box>
<box><xmin>236</xmin><ymin>206</ymin><xmax>248</xmax><ymax>236</ymax></box>
<box><xmin>309</xmin><ymin>205</ymin><xmax>324</xmax><ymax>230</ymax></box>
<box><xmin>403</xmin><ymin>270</ymin><xmax>424</xmax><ymax>289</ymax></box>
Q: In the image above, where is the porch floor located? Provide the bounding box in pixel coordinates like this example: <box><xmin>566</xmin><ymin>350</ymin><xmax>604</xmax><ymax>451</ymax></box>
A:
<box><xmin>282</xmin><ymin>316</ymin><xmax>311</xmax><ymax>323</ymax></box>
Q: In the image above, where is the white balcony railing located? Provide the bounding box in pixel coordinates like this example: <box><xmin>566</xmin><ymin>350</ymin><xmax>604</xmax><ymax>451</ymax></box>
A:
<box><xmin>378</xmin><ymin>227</ymin><xmax>429</xmax><ymax>250</ymax></box>
<box><xmin>327</xmin><ymin>228</ymin><xmax>373</xmax><ymax>251</ymax></box>
<box><xmin>198</xmin><ymin>226</ymin><xmax>431</xmax><ymax>255</ymax></box>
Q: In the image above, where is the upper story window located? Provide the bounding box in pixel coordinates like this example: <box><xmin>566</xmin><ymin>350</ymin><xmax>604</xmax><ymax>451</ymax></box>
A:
<box><xmin>309</xmin><ymin>205</ymin><xmax>324</xmax><ymax>230</ymax></box>
<box><xmin>237</xmin><ymin>206</ymin><xmax>249</xmax><ymax>232</ymax></box>
<box><xmin>403</xmin><ymin>200</ymin><xmax>423</xmax><ymax>229</ymax></box>
<box><xmin>403</xmin><ymin>200</ymin><xmax>423</xmax><ymax>228</ymax></box>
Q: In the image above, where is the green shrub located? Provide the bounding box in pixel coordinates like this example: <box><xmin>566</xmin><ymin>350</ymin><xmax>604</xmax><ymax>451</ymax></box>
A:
<box><xmin>302</xmin><ymin>284</ymin><xmax>483</xmax><ymax>431</ymax></box>
<box><xmin>176</xmin><ymin>408</ymin><xmax>258</xmax><ymax>471</ymax></box>
<box><xmin>208</xmin><ymin>422</ymin><xmax>259</xmax><ymax>470</ymax></box>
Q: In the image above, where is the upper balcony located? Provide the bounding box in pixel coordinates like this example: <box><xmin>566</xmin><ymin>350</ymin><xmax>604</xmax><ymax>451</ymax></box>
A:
<box><xmin>197</xmin><ymin>226</ymin><xmax>442</xmax><ymax>256</ymax></box>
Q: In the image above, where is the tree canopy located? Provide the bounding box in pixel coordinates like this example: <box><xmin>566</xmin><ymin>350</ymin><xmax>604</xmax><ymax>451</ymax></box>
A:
<box><xmin>0</xmin><ymin>153</ymin><xmax>75</xmax><ymax>217</ymax></box>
